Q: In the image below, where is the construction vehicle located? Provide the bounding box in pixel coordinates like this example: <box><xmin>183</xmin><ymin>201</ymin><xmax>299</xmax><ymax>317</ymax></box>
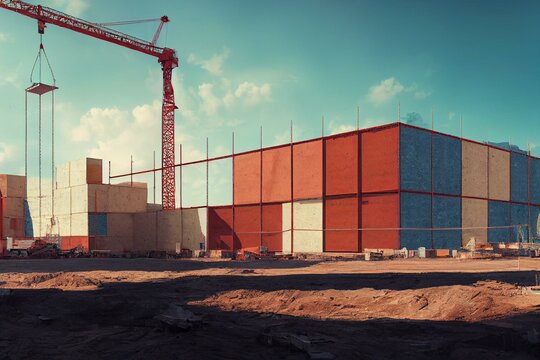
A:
<box><xmin>6</xmin><ymin>236</ymin><xmax>60</xmax><ymax>257</ymax></box>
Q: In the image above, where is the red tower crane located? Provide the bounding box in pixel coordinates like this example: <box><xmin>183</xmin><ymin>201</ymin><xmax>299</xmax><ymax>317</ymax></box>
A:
<box><xmin>0</xmin><ymin>0</ymin><xmax>179</xmax><ymax>210</ymax></box>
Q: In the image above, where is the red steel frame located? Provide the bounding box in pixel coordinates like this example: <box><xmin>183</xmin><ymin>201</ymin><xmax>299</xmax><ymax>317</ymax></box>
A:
<box><xmin>0</xmin><ymin>0</ymin><xmax>179</xmax><ymax>210</ymax></box>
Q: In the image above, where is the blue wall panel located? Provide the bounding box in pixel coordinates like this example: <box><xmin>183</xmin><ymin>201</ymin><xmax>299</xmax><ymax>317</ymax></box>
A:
<box><xmin>530</xmin><ymin>158</ymin><xmax>540</xmax><ymax>204</ymax></box>
<box><xmin>433</xmin><ymin>134</ymin><xmax>461</xmax><ymax>195</ymax></box>
<box><xmin>510</xmin><ymin>203</ymin><xmax>529</xmax><ymax>242</ymax></box>
<box><xmin>89</xmin><ymin>213</ymin><xmax>107</xmax><ymax>236</ymax></box>
<box><xmin>400</xmin><ymin>192</ymin><xmax>432</xmax><ymax>249</ymax></box>
<box><xmin>400</xmin><ymin>126</ymin><xmax>431</xmax><ymax>192</ymax></box>
<box><xmin>23</xmin><ymin>200</ymin><xmax>33</xmax><ymax>237</ymax></box>
<box><xmin>432</xmin><ymin>196</ymin><xmax>461</xmax><ymax>250</ymax></box>
<box><xmin>530</xmin><ymin>206</ymin><xmax>540</xmax><ymax>243</ymax></box>
<box><xmin>511</xmin><ymin>153</ymin><xmax>528</xmax><ymax>203</ymax></box>
<box><xmin>488</xmin><ymin>201</ymin><xmax>510</xmax><ymax>243</ymax></box>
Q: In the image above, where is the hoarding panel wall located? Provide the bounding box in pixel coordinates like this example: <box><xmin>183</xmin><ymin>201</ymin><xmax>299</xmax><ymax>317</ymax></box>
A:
<box><xmin>400</xmin><ymin>192</ymin><xmax>432</xmax><ymax>249</ymax></box>
<box><xmin>530</xmin><ymin>158</ymin><xmax>540</xmax><ymax>205</ymax></box>
<box><xmin>510</xmin><ymin>203</ymin><xmax>529</xmax><ymax>242</ymax></box>
<box><xmin>488</xmin><ymin>200</ymin><xmax>510</xmax><ymax>243</ymax></box>
<box><xmin>361</xmin><ymin>126</ymin><xmax>399</xmax><ymax>193</ymax></box>
<box><xmin>361</xmin><ymin>193</ymin><xmax>399</xmax><ymax>250</ymax></box>
<box><xmin>324</xmin><ymin>196</ymin><xmax>359</xmax><ymax>252</ymax></box>
<box><xmin>462</xmin><ymin>141</ymin><xmax>488</xmax><ymax>198</ymax></box>
<box><xmin>234</xmin><ymin>205</ymin><xmax>261</xmax><ymax>250</ymax></box>
<box><xmin>462</xmin><ymin>198</ymin><xmax>488</xmax><ymax>245</ymax></box>
<box><xmin>325</xmin><ymin>133</ymin><xmax>358</xmax><ymax>196</ymax></box>
<box><xmin>433</xmin><ymin>134</ymin><xmax>461</xmax><ymax>195</ymax></box>
<box><xmin>293</xmin><ymin>140</ymin><xmax>323</xmax><ymax>200</ymax></box>
<box><xmin>433</xmin><ymin>196</ymin><xmax>461</xmax><ymax>250</ymax></box>
<box><xmin>208</xmin><ymin>206</ymin><xmax>234</xmax><ymax>250</ymax></box>
<box><xmin>233</xmin><ymin>152</ymin><xmax>261</xmax><ymax>205</ymax></box>
<box><xmin>511</xmin><ymin>153</ymin><xmax>528</xmax><ymax>203</ymax></box>
<box><xmin>293</xmin><ymin>199</ymin><xmax>323</xmax><ymax>253</ymax></box>
<box><xmin>400</xmin><ymin>126</ymin><xmax>432</xmax><ymax>192</ymax></box>
<box><xmin>262</xmin><ymin>146</ymin><xmax>291</xmax><ymax>203</ymax></box>
<box><xmin>262</xmin><ymin>203</ymin><xmax>282</xmax><ymax>252</ymax></box>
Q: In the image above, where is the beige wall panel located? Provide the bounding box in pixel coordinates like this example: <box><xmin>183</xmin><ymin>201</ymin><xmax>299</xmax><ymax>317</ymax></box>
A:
<box><xmin>462</xmin><ymin>141</ymin><xmax>488</xmax><ymax>198</ymax></box>
<box><xmin>462</xmin><ymin>198</ymin><xmax>488</xmax><ymax>245</ymax></box>
<box><xmin>0</xmin><ymin>175</ymin><xmax>26</xmax><ymax>198</ymax></box>
<box><xmin>293</xmin><ymin>199</ymin><xmax>323</xmax><ymax>253</ymax></box>
<box><xmin>157</xmin><ymin>209</ymin><xmax>182</xmax><ymax>252</ymax></box>
<box><xmin>488</xmin><ymin>148</ymin><xmax>510</xmax><ymax>201</ymax></box>
<box><xmin>87</xmin><ymin>184</ymin><xmax>109</xmax><ymax>213</ymax></box>
<box><xmin>133</xmin><ymin>212</ymin><xmax>157</xmax><ymax>251</ymax></box>
<box><xmin>108</xmin><ymin>185</ymin><xmax>147</xmax><ymax>213</ymax></box>
<box><xmin>282</xmin><ymin>202</ymin><xmax>292</xmax><ymax>254</ymax></box>
<box><xmin>55</xmin><ymin>215</ymin><xmax>72</xmax><ymax>236</ymax></box>
<box><xmin>56</xmin><ymin>163</ymin><xmax>71</xmax><ymax>189</ymax></box>
<box><xmin>182</xmin><ymin>208</ymin><xmax>207</xmax><ymax>251</ymax></box>
<box><xmin>107</xmin><ymin>213</ymin><xmax>134</xmax><ymax>237</ymax></box>
<box><xmin>70</xmin><ymin>185</ymin><xmax>89</xmax><ymax>214</ymax></box>
<box><xmin>94</xmin><ymin>236</ymin><xmax>132</xmax><ymax>253</ymax></box>
<box><xmin>54</xmin><ymin>188</ymin><xmax>72</xmax><ymax>216</ymax></box>
<box><xmin>71</xmin><ymin>213</ymin><xmax>89</xmax><ymax>236</ymax></box>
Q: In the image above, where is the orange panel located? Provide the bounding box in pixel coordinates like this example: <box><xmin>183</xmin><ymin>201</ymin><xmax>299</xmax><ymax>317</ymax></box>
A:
<box><xmin>361</xmin><ymin>193</ymin><xmax>400</xmax><ymax>250</ymax></box>
<box><xmin>361</xmin><ymin>125</ymin><xmax>399</xmax><ymax>193</ymax></box>
<box><xmin>324</xmin><ymin>196</ymin><xmax>359</xmax><ymax>252</ymax></box>
<box><xmin>234</xmin><ymin>152</ymin><xmax>261</xmax><ymax>205</ymax></box>
<box><xmin>262</xmin><ymin>146</ymin><xmax>291</xmax><ymax>203</ymax></box>
<box><xmin>234</xmin><ymin>205</ymin><xmax>261</xmax><ymax>250</ymax></box>
<box><xmin>325</xmin><ymin>133</ymin><xmax>358</xmax><ymax>196</ymax></box>
<box><xmin>61</xmin><ymin>236</ymin><xmax>90</xmax><ymax>252</ymax></box>
<box><xmin>293</xmin><ymin>140</ymin><xmax>323</xmax><ymax>200</ymax></box>
<box><xmin>262</xmin><ymin>203</ymin><xmax>282</xmax><ymax>252</ymax></box>
<box><xmin>0</xmin><ymin>239</ymin><xmax>5</xmax><ymax>254</ymax></box>
<box><xmin>208</xmin><ymin>206</ymin><xmax>234</xmax><ymax>250</ymax></box>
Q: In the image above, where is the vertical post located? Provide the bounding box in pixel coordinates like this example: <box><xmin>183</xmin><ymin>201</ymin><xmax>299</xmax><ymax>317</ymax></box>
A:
<box><xmin>430</xmin><ymin>108</ymin><xmax>434</xmax><ymax>249</ymax></box>
<box><xmin>153</xmin><ymin>151</ymin><xmax>156</xmax><ymax>204</ymax></box>
<box><xmin>322</xmin><ymin>115</ymin><xmax>325</xmax><ymax>137</ymax></box>
<box><xmin>232</xmin><ymin>132</ymin><xmax>235</xmax><ymax>250</ymax></box>
<box><xmin>460</xmin><ymin>115</ymin><xmax>463</xmax><ymax>138</ymax></box>
<box><xmin>260</xmin><ymin>126</ymin><xmax>263</xmax><ymax>248</ymax></box>
<box><xmin>397</xmin><ymin>102</ymin><xmax>401</xmax><ymax>122</ymax></box>
<box><xmin>356</xmin><ymin>106</ymin><xmax>360</xmax><ymax>131</ymax></box>
<box><xmin>528</xmin><ymin>143</ymin><xmax>531</xmax><ymax>243</ymax></box>
<box><xmin>206</xmin><ymin>138</ymin><xmax>209</xmax><ymax>207</ymax></box>
<box><xmin>108</xmin><ymin>161</ymin><xmax>111</xmax><ymax>185</ymax></box>
<box><xmin>179</xmin><ymin>144</ymin><xmax>183</xmax><ymax>209</ymax></box>
<box><xmin>357</xmin><ymin>125</ymin><xmax>362</xmax><ymax>252</ymax></box>
<box><xmin>51</xmin><ymin>90</ymin><xmax>55</xmax><ymax>220</ymax></box>
<box><xmin>24</xmin><ymin>91</ymin><xmax>28</xmax><ymax>199</ymax></box>
<box><xmin>130</xmin><ymin>155</ymin><xmax>133</xmax><ymax>187</ymax></box>
<box><xmin>290</xmin><ymin>121</ymin><xmax>294</xmax><ymax>254</ymax></box>
<box><xmin>322</xmin><ymin>117</ymin><xmax>326</xmax><ymax>252</ymax></box>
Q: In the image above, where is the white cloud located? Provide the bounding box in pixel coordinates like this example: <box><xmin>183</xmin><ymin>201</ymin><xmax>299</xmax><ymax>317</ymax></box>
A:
<box><xmin>0</xmin><ymin>33</ymin><xmax>8</xmax><ymax>42</ymax></box>
<box><xmin>71</xmin><ymin>107</ymin><xmax>128</xmax><ymax>142</ymax></box>
<box><xmin>367</xmin><ymin>77</ymin><xmax>404</xmax><ymax>105</ymax></box>
<box><xmin>198</xmin><ymin>83</ymin><xmax>221</xmax><ymax>116</ymax></box>
<box><xmin>188</xmin><ymin>49</ymin><xmax>229</xmax><ymax>76</ymax></box>
<box><xmin>0</xmin><ymin>143</ymin><xmax>14</xmax><ymax>164</ymax></box>
<box><xmin>234</xmin><ymin>82</ymin><xmax>271</xmax><ymax>105</ymax></box>
<box><xmin>413</xmin><ymin>90</ymin><xmax>430</xmax><ymax>99</ymax></box>
<box><xmin>48</xmin><ymin>0</ymin><xmax>89</xmax><ymax>17</ymax></box>
<box><xmin>328</xmin><ymin>122</ymin><xmax>355</xmax><ymax>135</ymax></box>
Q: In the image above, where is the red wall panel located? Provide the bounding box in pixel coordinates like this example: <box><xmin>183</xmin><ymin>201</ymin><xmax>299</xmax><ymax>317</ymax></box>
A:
<box><xmin>361</xmin><ymin>193</ymin><xmax>400</xmax><ymax>250</ymax></box>
<box><xmin>61</xmin><ymin>236</ymin><xmax>90</xmax><ymax>252</ymax></box>
<box><xmin>293</xmin><ymin>139</ymin><xmax>323</xmax><ymax>200</ymax></box>
<box><xmin>208</xmin><ymin>206</ymin><xmax>234</xmax><ymax>250</ymax></box>
<box><xmin>234</xmin><ymin>205</ymin><xmax>261</xmax><ymax>250</ymax></box>
<box><xmin>324</xmin><ymin>196</ymin><xmax>359</xmax><ymax>252</ymax></box>
<box><xmin>325</xmin><ymin>133</ymin><xmax>358</xmax><ymax>196</ymax></box>
<box><xmin>361</xmin><ymin>125</ymin><xmax>399</xmax><ymax>193</ymax></box>
<box><xmin>262</xmin><ymin>146</ymin><xmax>291</xmax><ymax>203</ymax></box>
<box><xmin>234</xmin><ymin>152</ymin><xmax>261</xmax><ymax>205</ymax></box>
<box><xmin>262</xmin><ymin>203</ymin><xmax>282</xmax><ymax>252</ymax></box>
<box><xmin>0</xmin><ymin>239</ymin><xmax>5</xmax><ymax>255</ymax></box>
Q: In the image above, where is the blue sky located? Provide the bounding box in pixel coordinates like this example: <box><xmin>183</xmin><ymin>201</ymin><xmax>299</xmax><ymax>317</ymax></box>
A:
<box><xmin>1</xmin><ymin>0</ymin><xmax>539</xmax><ymax>206</ymax></box>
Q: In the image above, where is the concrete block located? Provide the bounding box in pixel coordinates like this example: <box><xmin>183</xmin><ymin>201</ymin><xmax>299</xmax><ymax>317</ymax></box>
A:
<box><xmin>94</xmin><ymin>236</ymin><xmax>132</xmax><ymax>253</ymax></box>
<box><xmin>107</xmin><ymin>213</ymin><xmax>134</xmax><ymax>237</ymax></box>
<box><xmin>70</xmin><ymin>158</ymin><xmax>102</xmax><ymax>187</ymax></box>
<box><xmin>54</xmin><ymin>187</ymin><xmax>72</xmax><ymax>216</ymax></box>
<box><xmin>488</xmin><ymin>148</ymin><xmax>510</xmax><ymax>201</ymax></box>
<box><xmin>133</xmin><ymin>212</ymin><xmax>157</xmax><ymax>251</ymax></box>
<box><xmin>0</xmin><ymin>175</ymin><xmax>26</xmax><ymax>198</ymax></box>
<box><xmin>71</xmin><ymin>213</ymin><xmax>89</xmax><ymax>236</ymax></box>
<box><xmin>182</xmin><ymin>208</ymin><xmax>207</xmax><ymax>251</ymax></box>
<box><xmin>56</xmin><ymin>162</ymin><xmax>70</xmax><ymax>189</ymax></box>
<box><xmin>462</xmin><ymin>141</ymin><xmax>488</xmax><ymax>198</ymax></box>
<box><xmin>293</xmin><ymin>199</ymin><xmax>323</xmax><ymax>253</ymax></box>
<box><xmin>462</xmin><ymin>198</ymin><xmax>488</xmax><ymax>245</ymax></box>
<box><xmin>157</xmin><ymin>209</ymin><xmax>182</xmax><ymax>252</ymax></box>
<box><xmin>71</xmin><ymin>185</ymin><xmax>89</xmax><ymax>214</ymax></box>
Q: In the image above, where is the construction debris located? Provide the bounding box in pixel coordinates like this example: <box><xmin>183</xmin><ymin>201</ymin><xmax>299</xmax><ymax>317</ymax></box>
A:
<box><xmin>154</xmin><ymin>304</ymin><xmax>202</xmax><ymax>331</ymax></box>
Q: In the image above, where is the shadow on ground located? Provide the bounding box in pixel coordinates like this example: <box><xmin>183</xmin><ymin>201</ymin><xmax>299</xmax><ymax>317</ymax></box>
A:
<box><xmin>1</xmin><ymin>269</ymin><xmax>539</xmax><ymax>359</ymax></box>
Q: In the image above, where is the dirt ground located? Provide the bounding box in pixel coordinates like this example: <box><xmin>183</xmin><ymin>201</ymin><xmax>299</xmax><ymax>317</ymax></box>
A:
<box><xmin>1</xmin><ymin>257</ymin><xmax>540</xmax><ymax>359</ymax></box>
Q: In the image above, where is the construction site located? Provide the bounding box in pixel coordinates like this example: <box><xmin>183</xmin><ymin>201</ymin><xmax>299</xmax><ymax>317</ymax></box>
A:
<box><xmin>1</xmin><ymin>1</ymin><xmax>539</xmax><ymax>359</ymax></box>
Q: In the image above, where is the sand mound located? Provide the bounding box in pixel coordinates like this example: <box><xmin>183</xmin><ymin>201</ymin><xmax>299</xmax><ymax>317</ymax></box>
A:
<box><xmin>193</xmin><ymin>280</ymin><xmax>534</xmax><ymax>322</ymax></box>
<box><xmin>5</xmin><ymin>272</ymin><xmax>102</xmax><ymax>290</ymax></box>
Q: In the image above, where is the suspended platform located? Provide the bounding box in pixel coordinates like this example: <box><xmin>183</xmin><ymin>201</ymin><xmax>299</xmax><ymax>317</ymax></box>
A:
<box><xmin>26</xmin><ymin>82</ymin><xmax>58</xmax><ymax>96</ymax></box>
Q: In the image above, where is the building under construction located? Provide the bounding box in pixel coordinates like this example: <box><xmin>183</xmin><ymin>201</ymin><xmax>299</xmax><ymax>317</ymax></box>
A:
<box><xmin>1</xmin><ymin>121</ymin><xmax>540</xmax><ymax>255</ymax></box>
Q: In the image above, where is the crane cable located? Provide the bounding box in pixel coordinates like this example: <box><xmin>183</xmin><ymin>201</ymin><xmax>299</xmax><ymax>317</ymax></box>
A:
<box><xmin>27</xmin><ymin>35</ymin><xmax>57</xmax><ymax>236</ymax></box>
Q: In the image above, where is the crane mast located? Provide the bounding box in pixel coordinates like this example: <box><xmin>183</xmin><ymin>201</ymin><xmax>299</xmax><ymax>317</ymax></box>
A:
<box><xmin>0</xmin><ymin>0</ymin><xmax>178</xmax><ymax>210</ymax></box>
